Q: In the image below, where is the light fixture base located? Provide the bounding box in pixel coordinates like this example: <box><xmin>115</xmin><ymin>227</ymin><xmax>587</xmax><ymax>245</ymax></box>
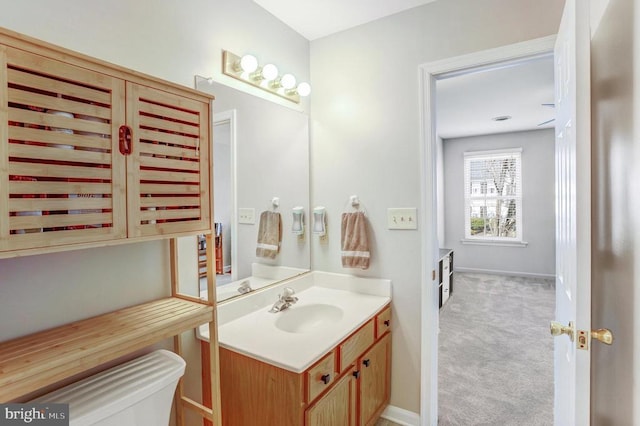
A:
<box><xmin>222</xmin><ymin>50</ymin><xmax>301</xmax><ymax>104</ymax></box>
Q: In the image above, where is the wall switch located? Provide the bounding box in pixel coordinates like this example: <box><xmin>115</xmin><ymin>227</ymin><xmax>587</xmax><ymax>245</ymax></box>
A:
<box><xmin>387</xmin><ymin>208</ymin><xmax>418</xmax><ymax>230</ymax></box>
<box><xmin>238</xmin><ymin>208</ymin><xmax>255</xmax><ymax>224</ymax></box>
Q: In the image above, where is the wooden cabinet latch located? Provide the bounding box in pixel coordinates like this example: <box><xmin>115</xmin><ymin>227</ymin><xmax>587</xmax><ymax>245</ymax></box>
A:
<box><xmin>118</xmin><ymin>125</ymin><xmax>133</xmax><ymax>155</ymax></box>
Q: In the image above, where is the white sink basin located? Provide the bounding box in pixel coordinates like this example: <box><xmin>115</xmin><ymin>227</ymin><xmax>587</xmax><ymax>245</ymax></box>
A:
<box><xmin>207</xmin><ymin>279</ymin><xmax>392</xmax><ymax>373</ymax></box>
<box><xmin>275</xmin><ymin>303</ymin><xmax>344</xmax><ymax>333</ymax></box>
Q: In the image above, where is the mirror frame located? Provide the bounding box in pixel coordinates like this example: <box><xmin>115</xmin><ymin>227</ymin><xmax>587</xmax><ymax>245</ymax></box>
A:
<box><xmin>213</xmin><ymin>109</ymin><xmax>238</xmax><ymax>281</ymax></box>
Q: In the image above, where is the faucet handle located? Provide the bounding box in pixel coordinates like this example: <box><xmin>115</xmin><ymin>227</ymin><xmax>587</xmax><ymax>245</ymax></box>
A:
<box><xmin>282</xmin><ymin>287</ymin><xmax>295</xmax><ymax>298</ymax></box>
<box><xmin>237</xmin><ymin>280</ymin><xmax>252</xmax><ymax>294</ymax></box>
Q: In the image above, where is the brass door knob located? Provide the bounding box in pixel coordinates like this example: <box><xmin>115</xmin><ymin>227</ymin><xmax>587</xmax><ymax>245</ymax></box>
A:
<box><xmin>591</xmin><ymin>328</ymin><xmax>614</xmax><ymax>345</ymax></box>
<box><xmin>550</xmin><ymin>321</ymin><xmax>575</xmax><ymax>341</ymax></box>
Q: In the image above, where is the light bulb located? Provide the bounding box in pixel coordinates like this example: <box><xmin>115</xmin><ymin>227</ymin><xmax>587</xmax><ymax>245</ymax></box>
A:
<box><xmin>297</xmin><ymin>82</ymin><xmax>311</xmax><ymax>97</ymax></box>
<box><xmin>240</xmin><ymin>54</ymin><xmax>258</xmax><ymax>73</ymax></box>
<box><xmin>281</xmin><ymin>74</ymin><xmax>296</xmax><ymax>90</ymax></box>
<box><xmin>262</xmin><ymin>63</ymin><xmax>278</xmax><ymax>81</ymax></box>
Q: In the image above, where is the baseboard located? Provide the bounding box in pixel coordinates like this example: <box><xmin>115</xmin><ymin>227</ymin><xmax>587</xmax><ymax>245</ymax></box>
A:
<box><xmin>380</xmin><ymin>405</ymin><xmax>420</xmax><ymax>426</ymax></box>
<box><xmin>454</xmin><ymin>267</ymin><xmax>555</xmax><ymax>280</ymax></box>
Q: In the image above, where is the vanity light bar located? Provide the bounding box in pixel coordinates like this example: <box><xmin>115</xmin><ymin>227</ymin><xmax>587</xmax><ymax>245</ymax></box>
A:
<box><xmin>222</xmin><ymin>50</ymin><xmax>310</xmax><ymax>104</ymax></box>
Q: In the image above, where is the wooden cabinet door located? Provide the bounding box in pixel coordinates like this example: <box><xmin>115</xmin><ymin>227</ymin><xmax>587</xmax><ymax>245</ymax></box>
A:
<box><xmin>358</xmin><ymin>333</ymin><xmax>391</xmax><ymax>426</ymax></box>
<box><xmin>306</xmin><ymin>372</ymin><xmax>356</xmax><ymax>426</ymax></box>
<box><xmin>125</xmin><ymin>82</ymin><xmax>211</xmax><ymax>238</ymax></box>
<box><xmin>1</xmin><ymin>46</ymin><xmax>127</xmax><ymax>252</ymax></box>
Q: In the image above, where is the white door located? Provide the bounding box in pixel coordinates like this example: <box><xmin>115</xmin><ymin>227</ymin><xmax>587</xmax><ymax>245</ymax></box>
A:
<box><xmin>553</xmin><ymin>0</ymin><xmax>591</xmax><ymax>424</ymax></box>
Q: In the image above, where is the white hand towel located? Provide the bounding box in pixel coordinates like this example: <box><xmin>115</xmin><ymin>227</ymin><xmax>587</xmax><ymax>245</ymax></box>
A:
<box><xmin>341</xmin><ymin>211</ymin><xmax>370</xmax><ymax>269</ymax></box>
<box><xmin>256</xmin><ymin>211</ymin><xmax>282</xmax><ymax>259</ymax></box>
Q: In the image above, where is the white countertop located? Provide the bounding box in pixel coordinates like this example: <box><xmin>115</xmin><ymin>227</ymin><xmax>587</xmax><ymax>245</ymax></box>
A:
<box><xmin>197</xmin><ymin>271</ymin><xmax>391</xmax><ymax>373</ymax></box>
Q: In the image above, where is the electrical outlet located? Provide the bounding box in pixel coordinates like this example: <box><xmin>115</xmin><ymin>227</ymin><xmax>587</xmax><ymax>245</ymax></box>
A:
<box><xmin>238</xmin><ymin>208</ymin><xmax>255</xmax><ymax>224</ymax></box>
<box><xmin>387</xmin><ymin>208</ymin><xmax>417</xmax><ymax>230</ymax></box>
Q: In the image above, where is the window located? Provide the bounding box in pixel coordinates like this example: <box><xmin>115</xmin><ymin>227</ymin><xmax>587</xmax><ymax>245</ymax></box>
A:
<box><xmin>464</xmin><ymin>148</ymin><xmax>522</xmax><ymax>242</ymax></box>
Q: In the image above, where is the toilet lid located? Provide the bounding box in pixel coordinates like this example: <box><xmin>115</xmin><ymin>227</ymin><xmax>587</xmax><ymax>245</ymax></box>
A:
<box><xmin>31</xmin><ymin>350</ymin><xmax>185</xmax><ymax>425</ymax></box>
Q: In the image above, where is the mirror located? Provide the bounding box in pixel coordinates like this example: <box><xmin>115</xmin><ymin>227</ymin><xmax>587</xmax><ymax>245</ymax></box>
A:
<box><xmin>181</xmin><ymin>80</ymin><xmax>310</xmax><ymax>303</ymax></box>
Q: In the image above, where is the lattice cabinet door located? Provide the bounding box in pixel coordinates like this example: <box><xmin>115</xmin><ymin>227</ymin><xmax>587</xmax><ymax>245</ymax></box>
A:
<box><xmin>125</xmin><ymin>83</ymin><xmax>211</xmax><ymax>238</ymax></box>
<box><xmin>0</xmin><ymin>47</ymin><xmax>127</xmax><ymax>252</ymax></box>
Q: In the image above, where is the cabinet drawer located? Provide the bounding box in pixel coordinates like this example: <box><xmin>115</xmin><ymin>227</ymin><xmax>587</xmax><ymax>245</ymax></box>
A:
<box><xmin>339</xmin><ymin>320</ymin><xmax>374</xmax><ymax>372</ymax></box>
<box><xmin>376</xmin><ymin>306</ymin><xmax>392</xmax><ymax>338</ymax></box>
<box><xmin>306</xmin><ymin>350</ymin><xmax>337</xmax><ymax>403</ymax></box>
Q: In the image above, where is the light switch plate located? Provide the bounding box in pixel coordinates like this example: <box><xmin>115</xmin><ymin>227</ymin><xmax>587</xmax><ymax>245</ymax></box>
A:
<box><xmin>238</xmin><ymin>208</ymin><xmax>255</xmax><ymax>224</ymax></box>
<box><xmin>387</xmin><ymin>208</ymin><xmax>418</xmax><ymax>230</ymax></box>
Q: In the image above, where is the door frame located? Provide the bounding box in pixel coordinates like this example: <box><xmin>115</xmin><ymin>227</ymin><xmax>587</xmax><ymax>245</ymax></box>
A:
<box><xmin>418</xmin><ymin>35</ymin><xmax>557</xmax><ymax>425</ymax></box>
<box><xmin>213</xmin><ymin>109</ymin><xmax>237</xmax><ymax>279</ymax></box>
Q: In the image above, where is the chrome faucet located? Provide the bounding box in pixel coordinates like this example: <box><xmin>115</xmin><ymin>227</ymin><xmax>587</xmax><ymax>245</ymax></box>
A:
<box><xmin>237</xmin><ymin>280</ymin><xmax>252</xmax><ymax>294</ymax></box>
<box><xmin>269</xmin><ymin>287</ymin><xmax>298</xmax><ymax>313</ymax></box>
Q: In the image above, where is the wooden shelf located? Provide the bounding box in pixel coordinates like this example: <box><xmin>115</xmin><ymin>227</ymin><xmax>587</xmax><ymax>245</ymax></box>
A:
<box><xmin>0</xmin><ymin>27</ymin><xmax>222</xmax><ymax>425</ymax></box>
<box><xmin>0</xmin><ymin>297</ymin><xmax>213</xmax><ymax>402</ymax></box>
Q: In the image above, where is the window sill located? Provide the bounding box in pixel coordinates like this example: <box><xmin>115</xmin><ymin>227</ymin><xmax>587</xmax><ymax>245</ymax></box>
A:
<box><xmin>460</xmin><ymin>239</ymin><xmax>528</xmax><ymax>248</ymax></box>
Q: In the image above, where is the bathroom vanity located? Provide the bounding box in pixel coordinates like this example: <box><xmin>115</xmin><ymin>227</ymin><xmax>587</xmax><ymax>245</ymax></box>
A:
<box><xmin>197</xmin><ymin>272</ymin><xmax>392</xmax><ymax>426</ymax></box>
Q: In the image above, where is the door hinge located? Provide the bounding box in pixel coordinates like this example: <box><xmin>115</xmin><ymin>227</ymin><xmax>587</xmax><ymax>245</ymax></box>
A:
<box><xmin>432</xmin><ymin>270</ymin><xmax>436</xmax><ymax>281</ymax></box>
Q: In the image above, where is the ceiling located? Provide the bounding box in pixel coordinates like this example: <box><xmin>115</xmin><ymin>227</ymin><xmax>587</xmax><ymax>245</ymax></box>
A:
<box><xmin>253</xmin><ymin>0</ymin><xmax>556</xmax><ymax>139</ymax></box>
<box><xmin>253</xmin><ymin>0</ymin><xmax>438</xmax><ymax>41</ymax></box>
<box><xmin>436</xmin><ymin>56</ymin><xmax>555</xmax><ymax>139</ymax></box>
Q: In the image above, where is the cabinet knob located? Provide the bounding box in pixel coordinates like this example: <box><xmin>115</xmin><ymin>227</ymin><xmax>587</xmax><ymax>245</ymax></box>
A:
<box><xmin>363</xmin><ymin>359</ymin><xmax>371</xmax><ymax>367</ymax></box>
<box><xmin>321</xmin><ymin>374</ymin><xmax>331</xmax><ymax>384</ymax></box>
<box><xmin>384</xmin><ymin>319</ymin><xmax>390</xmax><ymax>327</ymax></box>
<box><xmin>352</xmin><ymin>370</ymin><xmax>360</xmax><ymax>379</ymax></box>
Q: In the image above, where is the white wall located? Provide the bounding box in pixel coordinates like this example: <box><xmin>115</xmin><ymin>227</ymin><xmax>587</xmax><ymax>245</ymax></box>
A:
<box><xmin>0</xmin><ymin>0</ymin><xmax>310</xmax><ymax>413</ymax></box>
<box><xmin>309</xmin><ymin>0</ymin><xmax>564</xmax><ymax>415</ymax></box>
<box><xmin>0</xmin><ymin>242</ymin><xmax>170</xmax><ymax>342</ymax></box>
<box><xmin>0</xmin><ymin>0</ymin><xmax>569</xmax><ymax>420</ymax></box>
<box><xmin>0</xmin><ymin>0</ymin><xmax>309</xmax><ymax>112</ymax></box>
<box><xmin>591</xmin><ymin>0</ymin><xmax>639</xmax><ymax>423</ymax></box>
<box><xmin>442</xmin><ymin>129</ymin><xmax>556</xmax><ymax>277</ymax></box>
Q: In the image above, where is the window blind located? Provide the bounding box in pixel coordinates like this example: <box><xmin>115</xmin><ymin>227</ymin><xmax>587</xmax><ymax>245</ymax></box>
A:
<box><xmin>463</xmin><ymin>148</ymin><xmax>522</xmax><ymax>241</ymax></box>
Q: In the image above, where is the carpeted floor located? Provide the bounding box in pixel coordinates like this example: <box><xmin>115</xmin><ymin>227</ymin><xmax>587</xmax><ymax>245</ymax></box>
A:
<box><xmin>438</xmin><ymin>272</ymin><xmax>555</xmax><ymax>426</ymax></box>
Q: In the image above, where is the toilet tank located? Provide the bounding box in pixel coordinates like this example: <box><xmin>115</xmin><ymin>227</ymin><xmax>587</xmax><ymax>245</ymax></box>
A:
<box><xmin>32</xmin><ymin>350</ymin><xmax>186</xmax><ymax>426</ymax></box>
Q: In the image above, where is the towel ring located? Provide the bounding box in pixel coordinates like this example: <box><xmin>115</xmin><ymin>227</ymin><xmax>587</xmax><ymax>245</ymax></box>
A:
<box><xmin>343</xmin><ymin>195</ymin><xmax>367</xmax><ymax>215</ymax></box>
<box><xmin>271</xmin><ymin>197</ymin><xmax>280</xmax><ymax>210</ymax></box>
